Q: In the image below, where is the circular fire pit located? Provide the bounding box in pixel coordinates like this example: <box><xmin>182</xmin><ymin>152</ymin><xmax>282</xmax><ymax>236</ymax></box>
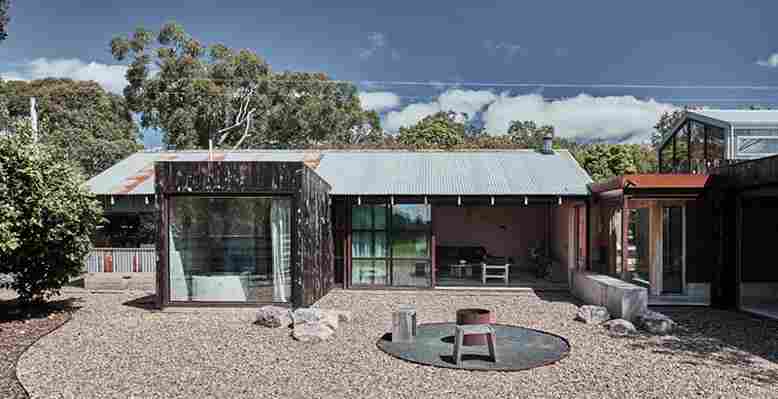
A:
<box><xmin>456</xmin><ymin>308</ymin><xmax>496</xmax><ymax>346</ymax></box>
<box><xmin>376</xmin><ymin>322</ymin><xmax>570</xmax><ymax>371</ymax></box>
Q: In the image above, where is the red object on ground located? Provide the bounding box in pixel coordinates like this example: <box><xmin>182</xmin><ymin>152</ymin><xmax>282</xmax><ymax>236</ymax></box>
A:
<box><xmin>456</xmin><ymin>308</ymin><xmax>495</xmax><ymax>346</ymax></box>
<box><xmin>132</xmin><ymin>255</ymin><xmax>139</xmax><ymax>273</ymax></box>
<box><xmin>104</xmin><ymin>254</ymin><xmax>113</xmax><ymax>273</ymax></box>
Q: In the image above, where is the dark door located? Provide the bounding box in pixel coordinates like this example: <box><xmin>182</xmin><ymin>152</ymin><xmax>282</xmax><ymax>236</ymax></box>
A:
<box><xmin>662</xmin><ymin>206</ymin><xmax>684</xmax><ymax>294</ymax></box>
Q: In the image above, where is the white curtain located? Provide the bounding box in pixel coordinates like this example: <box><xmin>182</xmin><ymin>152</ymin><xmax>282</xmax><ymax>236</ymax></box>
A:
<box><xmin>271</xmin><ymin>199</ymin><xmax>292</xmax><ymax>302</ymax></box>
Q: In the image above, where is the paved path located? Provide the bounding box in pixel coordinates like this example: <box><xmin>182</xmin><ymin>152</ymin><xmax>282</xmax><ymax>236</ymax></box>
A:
<box><xmin>17</xmin><ymin>289</ymin><xmax>778</xmax><ymax>398</ymax></box>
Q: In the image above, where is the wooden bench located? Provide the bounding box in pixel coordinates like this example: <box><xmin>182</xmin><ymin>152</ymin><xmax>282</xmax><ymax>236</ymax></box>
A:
<box><xmin>452</xmin><ymin>324</ymin><xmax>497</xmax><ymax>366</ymax></box>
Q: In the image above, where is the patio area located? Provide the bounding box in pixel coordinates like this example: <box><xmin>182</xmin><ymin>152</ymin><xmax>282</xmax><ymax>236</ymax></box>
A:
<box><xmin>14</xmin><ymin>288</ymin><xmax>778</xmax><ymax>398</ymax></box>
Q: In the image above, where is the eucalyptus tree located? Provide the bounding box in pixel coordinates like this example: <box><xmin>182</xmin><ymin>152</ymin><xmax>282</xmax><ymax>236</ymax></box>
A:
<box><xmin>110</xmin><ymin>22</ymin><xmax>378</xmax><ymax>149</ymax></box>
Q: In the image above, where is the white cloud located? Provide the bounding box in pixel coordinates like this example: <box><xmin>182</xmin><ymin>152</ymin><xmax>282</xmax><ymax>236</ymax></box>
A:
<box><xmin>756</xmin><ymin>53</ymin><xmax>778</xmax><ymax>68</ymax></box>
<box><xmin>1</xmin><ymin>58</ymin><xmax>128</xmax><ymax>94</ymax></box>
<box><xmin>482</xmin><ymin>93</ymin><xmax>675</xmax><ymax>142</ymax></box>
<box><xmin>359</xmin><ymin>91</ymin><xmax>401</xmax><ymax>112</ymax></box>
<box><xmin>383</xmin><ymin>89</ymin><xmax>497</xmax><ymax>132</ymax></box>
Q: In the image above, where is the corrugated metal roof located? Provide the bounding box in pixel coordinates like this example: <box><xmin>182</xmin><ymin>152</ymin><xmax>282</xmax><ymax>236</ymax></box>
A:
<box><xmin>690</xmin><ymin>110</ymin><xmax>778</xmax><ymax>126</ymax></box>
<box><xmin>88</xmin><ymin>149</ymin><xmax>592</xmax><ymax>196</ymax></box>
<box><xmin>315</xmin><ymin>150</ymin><xmax>591</xmax><ymax>195</ymax></box>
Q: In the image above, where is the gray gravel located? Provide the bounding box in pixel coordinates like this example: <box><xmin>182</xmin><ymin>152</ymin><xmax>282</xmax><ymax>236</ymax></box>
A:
<box><xmin>16</xmin><ymin>288</ymin><xmax>778</xmax><ymax>399</ymax></box>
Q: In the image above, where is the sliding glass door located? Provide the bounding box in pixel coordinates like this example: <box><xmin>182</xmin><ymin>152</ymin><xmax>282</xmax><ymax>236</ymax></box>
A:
<box><xmin>168</xmin><ymin>196</ymin><xmax>291</xmax><ymax>303</ymax></box>
<box><xmin>351</xmin><ymin>205</ymin><xmax>388</xmax><ymax>285</ymax></box>
<box><xmin>350</xmin><ymin>202</ymin><xmax>431</xmax><ymax>287</ymax></box>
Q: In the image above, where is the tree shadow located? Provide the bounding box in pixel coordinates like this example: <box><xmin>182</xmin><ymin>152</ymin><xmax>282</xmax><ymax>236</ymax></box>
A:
<box><xmin>0</xmin><ymin>296</ymin><xmax>82</xmax><ymax>322</ymax></box>
<box><xmin>622</xmin><ymin>306</ymin><xmax>778</xmax><ymax>387</ymax></box>
<box><xmin>121</xmin><ymin>294</ymin><xmax>159</xmax><ymax>311</ymax></box>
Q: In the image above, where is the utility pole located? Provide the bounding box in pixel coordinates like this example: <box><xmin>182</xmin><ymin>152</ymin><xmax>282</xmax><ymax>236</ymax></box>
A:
<box><xmin>30</xmin><ymin>97</ymin><xmax>38</xmax><ymax>142</ymax></box>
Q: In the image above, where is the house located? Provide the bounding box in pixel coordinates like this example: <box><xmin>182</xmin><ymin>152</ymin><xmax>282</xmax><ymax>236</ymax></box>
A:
<box><xmin>588</xmin><ymin>110</ymin><xmax>778</xmax><ymax>318</ymax></box>
<box><xmin>87</xmin><ymin>148</ymin><xmax>592</xmax><ymax>308</ymax></box>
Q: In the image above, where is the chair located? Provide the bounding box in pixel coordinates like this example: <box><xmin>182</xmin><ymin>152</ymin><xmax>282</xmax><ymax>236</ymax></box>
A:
<box><xmin>482</xmin><ymin>261</ymin><xmax>510</xmax><ymax>285</ymax></box>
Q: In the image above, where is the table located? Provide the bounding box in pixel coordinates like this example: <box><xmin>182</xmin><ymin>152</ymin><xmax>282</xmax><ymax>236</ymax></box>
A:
<box><xmin>448</xmin><ymin>263</ymin><xmax>474</xmax><ymax>279</ymax></box>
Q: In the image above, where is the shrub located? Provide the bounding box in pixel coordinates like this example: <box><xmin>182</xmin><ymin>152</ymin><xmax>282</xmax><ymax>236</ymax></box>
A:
<box><xmin>0</xmin><ymin>128</ymin><xmax>102</xmax><ymax>302</ymax></box>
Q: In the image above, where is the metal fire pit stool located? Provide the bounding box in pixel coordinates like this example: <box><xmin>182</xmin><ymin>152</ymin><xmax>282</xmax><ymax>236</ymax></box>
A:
<box><xmin>456</xmin><ymin>308</ymin><xmax>495</xmax><ymax>345</ymax></box>
<box><xmin>452</xmin><ymin>324</ymin><xmax>497</xmax><ymax>366</ymax></box>
<box><xmin>392</xmin><ymin>305</ymin><xmax>417</xmax><ymax>343</ymax></box>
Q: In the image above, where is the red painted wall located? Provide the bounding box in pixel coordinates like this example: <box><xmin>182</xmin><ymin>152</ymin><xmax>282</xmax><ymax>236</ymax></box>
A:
<box><xmin>432</xmin><ymin>206</ymin><xmax>548</xmax><ymax>263</ymax></box>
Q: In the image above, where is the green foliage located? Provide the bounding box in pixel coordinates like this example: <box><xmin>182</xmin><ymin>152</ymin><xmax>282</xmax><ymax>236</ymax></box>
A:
<box><xmin>506</xmin><ymin>120</ymin><xmax>580</xmax><ymax>151</ymax></box>
<box><xmin>111</xmin><ymin>22</ymin><xmax>376</xmax><ymax>149</ymax></box>
<box><xmin>0</xmin><ymin>78</ymin><xmax>142</xmax><ymax>177</ymax></box>
<box><xmin>0</xmin><ymin>128</ymin><xmax>103</xmax><ymax>302</ymax></box>
<box><xmin>397</xmin><ymin>111</ymin><xmax>466</xmax><ymax>148</ymax></box>
<box><xmin>574</xmin><ymin>143</ymin><xmax>657</xmax><ymax>182</ymax></box>
<box><xmin>0</xmin><ymin>0</ymin><xmax>9</xmax><ymax>42</ymax></box>
<box><xmin>652</xmin><ymin>109</ymin><xmax>685</xmax><ymax>151</ymax></box>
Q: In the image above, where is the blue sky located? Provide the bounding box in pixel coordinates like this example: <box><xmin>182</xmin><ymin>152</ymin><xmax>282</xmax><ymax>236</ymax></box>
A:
<box><xmin>2</xmin><ymin>1</ymin><xmax>778</xmax><ymax>146</ymax></box>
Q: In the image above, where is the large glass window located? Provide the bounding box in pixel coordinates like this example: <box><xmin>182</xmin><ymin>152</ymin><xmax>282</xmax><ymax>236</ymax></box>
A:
<box><xmin>660</xmin><ymin>136</ymin><xmax>675</xmax><ymax>173</ymax></box>
<box><xmin>662</xmin><ymin>206</ymin><xmax>684</xmax><ymax>294</ymax></box>
<box><xmin>735</xmin><ymin>129</ymin><xmax>778</xmax><ymax>158</ymax></box>
<box><xmin>626</xmin><ymin>208</ymin><xmax>650</xmax><ymax>288</ymax></box>
<box><xmin>390</xmin><ymin>204</ymin><xmax>431</xmax><ymax>287</ymax></box>
<box><xmin>706</xmin><ymin>126</ymin><xmax>725</xmax><ymax>168</ymax></box>
<box><xmin>675</xmin><ymin>124</ymin><xmax>690</xmax><ymax>173</ymax></box>
<box><xmin>168</xmin><ymin>197</ymin><xmax>291</xmax><ymax>303</ymax></box>
<box><xmin>689</xmin><ymin>121</ymin><xmax>706</xmax><ymax>174</ymax></box>
<box><xmin>351</xmin><ymin>205</ymin><xmax>388</xmax><ymax>285</ymax></box>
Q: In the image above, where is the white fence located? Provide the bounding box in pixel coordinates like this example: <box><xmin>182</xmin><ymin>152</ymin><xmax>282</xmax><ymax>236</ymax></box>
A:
<box><xmin>85</xmin><ymin>248</ymin><xmax>157</xmax><ymax>273</ymax></box>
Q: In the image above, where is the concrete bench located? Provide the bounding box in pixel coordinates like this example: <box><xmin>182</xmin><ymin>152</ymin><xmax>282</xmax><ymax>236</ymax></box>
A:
<box><xmin>571</xmin><ymin>271</ymin><xmax>647</xmax><ymax>322</ymax></box>
<box><xmin>452</xmin><ymin>324</ymin><xmax>497</xmax><ymax>366</ymax></box>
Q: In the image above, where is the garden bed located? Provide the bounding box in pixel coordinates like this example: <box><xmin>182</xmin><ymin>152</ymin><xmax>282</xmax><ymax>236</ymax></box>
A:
<box><xmin>0</xmin><ymin>293</ymin><xmax>74</xmax><ymax>399</ymax></box>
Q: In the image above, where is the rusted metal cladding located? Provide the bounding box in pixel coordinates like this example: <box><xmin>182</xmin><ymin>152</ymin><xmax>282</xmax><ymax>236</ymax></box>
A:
<box><xmin>295</xmin><ymin>167</ymin><xmax>334</xmax><ymax>307</ymax></box>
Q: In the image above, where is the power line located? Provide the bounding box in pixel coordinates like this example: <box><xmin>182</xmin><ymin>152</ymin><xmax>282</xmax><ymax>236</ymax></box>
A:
<box><xmin>132</xmin><ymin>76</ymin><xmax>778</xmax><ymax>91</ymax></box>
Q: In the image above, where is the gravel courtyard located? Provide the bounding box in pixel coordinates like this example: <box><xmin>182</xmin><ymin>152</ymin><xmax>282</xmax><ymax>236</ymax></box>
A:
<box><xmin>16</xmin><ymin>289</ymin><xmax>778</xmax><ymax>399</ymax></box>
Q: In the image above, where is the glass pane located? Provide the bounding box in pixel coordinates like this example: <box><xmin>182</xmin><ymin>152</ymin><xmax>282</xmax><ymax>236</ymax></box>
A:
<box><xmin>351</xmin><ymin>206</ymin><xmax>372</xmax><ymax>229</ymax></box>
<box><xmin>373</xmin><ymin>205</ymin><xmax>387</xmax><ymax>230</ymax></box>
<box><xmin>351</xmin><ymin>259</ymin><xmax>387</xmax><ymax>285</ymax></box>
<box><xmin>351</xmin><ymin>231</ymin><xmax>373</xmax><ymax>257</ymax></box>
<box><xmin>676</xmin><ymin>125</ymin><xmax>690</xmax><ymax>173</ymax></box>
<box><xmin>660</xmin><ymin>137</ymin><xmax>675</xmax><ymax>173</ymax></box>
<box><xmin>706</xmin><ymin>126</ymin><xmax>725</xmax><ymax>167</ymax></box>
<box><xmin>392</xmin><ymin>204</ymin><xmax>431</xmax><ymax>229</ymax></box>
<box><xmin>662</xmin><ymin>207</ymin><xmax>683</xmax><ymax>294</ymax></box>
<box><xmin>169</xmin><ymin>197</ymin><xmax>284</xmax><ymax>303</ymax></box>
<box><xmin>374</xmin><ymin>231</ymin><xmax>387</xmax><ymax>257</ymax></box>
<box><xmin>627</xmin><ymin>208</ymin><xmax>650</xmax><ymax>288</ymax></box>
<box><xmin>391</xmin><ymin>259</ymin><xmax>430</xmax><ymax>287</ymax></box>
<box><xmin>736</xmin><ymin>129</ymin><xmax>778</xmax><ymax>156</ymax></box>
<box><xmin>391</xmin><ymin>231</ymin><xmax>428</xmax><ymax>258</ymax></box>
<box><xmin>689</xmin><ymin>122</ymin><xmax>706</xmax><ymax>174</ymax></box>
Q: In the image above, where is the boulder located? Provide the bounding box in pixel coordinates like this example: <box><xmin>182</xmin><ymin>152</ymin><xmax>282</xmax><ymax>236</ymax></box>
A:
<box><xmin>291</xmin><ymin>307</ymin><xmax>323</xmax><ymax>324</ymax></box>
<box><xmin>575</xmin><ymin>305</ymin><xmax>611</xmax><ymax>324</ymax></box>
<box><xmin>292</xmin><ymin>321</ymin><xmax>334</xmax><ymax>343</ymax></box>
<box><xmin>255</xmin><ymin>305</ymin><xmax>292</xmax><ymax>328</ymax></box>
<box><xmin>603</xmin><ymin>318</ymin><xmax>637</xmax><ymax>336</ymax></box>
<box><xmin>636</xmin><ymin>310</ymin><xmax>675</xmax><ymax>335</ymax></box>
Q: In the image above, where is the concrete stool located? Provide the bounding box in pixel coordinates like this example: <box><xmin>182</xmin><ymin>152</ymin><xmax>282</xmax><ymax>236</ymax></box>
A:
<box><xmin>452</xmin><ymin>324</ymin><xmax>497</xmax><ymax>366</ymax></box>
<box><xmin>392</xmin><ymin>305</ymin><xmax>417</xmax><ymax>343</ymax></box>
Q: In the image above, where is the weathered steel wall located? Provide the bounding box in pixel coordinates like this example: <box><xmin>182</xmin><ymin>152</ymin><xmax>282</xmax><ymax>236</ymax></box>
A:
<box><xmin>711</xmin><ymin>154</ymin><xmax>778</xmax><ymax>190</ymax></box>
<box><xmin>156</xmin><ymin>161</ymin><xmax>301</xmax><ymax>194</ymax></box>
<box><xmin>295</xmin><ymin>167</ymin><xmax>333</xmax><ymax>307</ymax></box>
<box><xmin>154</xmin><ymin>161</ymin><xmax>332</xmax><ymax>308</ymax></box>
